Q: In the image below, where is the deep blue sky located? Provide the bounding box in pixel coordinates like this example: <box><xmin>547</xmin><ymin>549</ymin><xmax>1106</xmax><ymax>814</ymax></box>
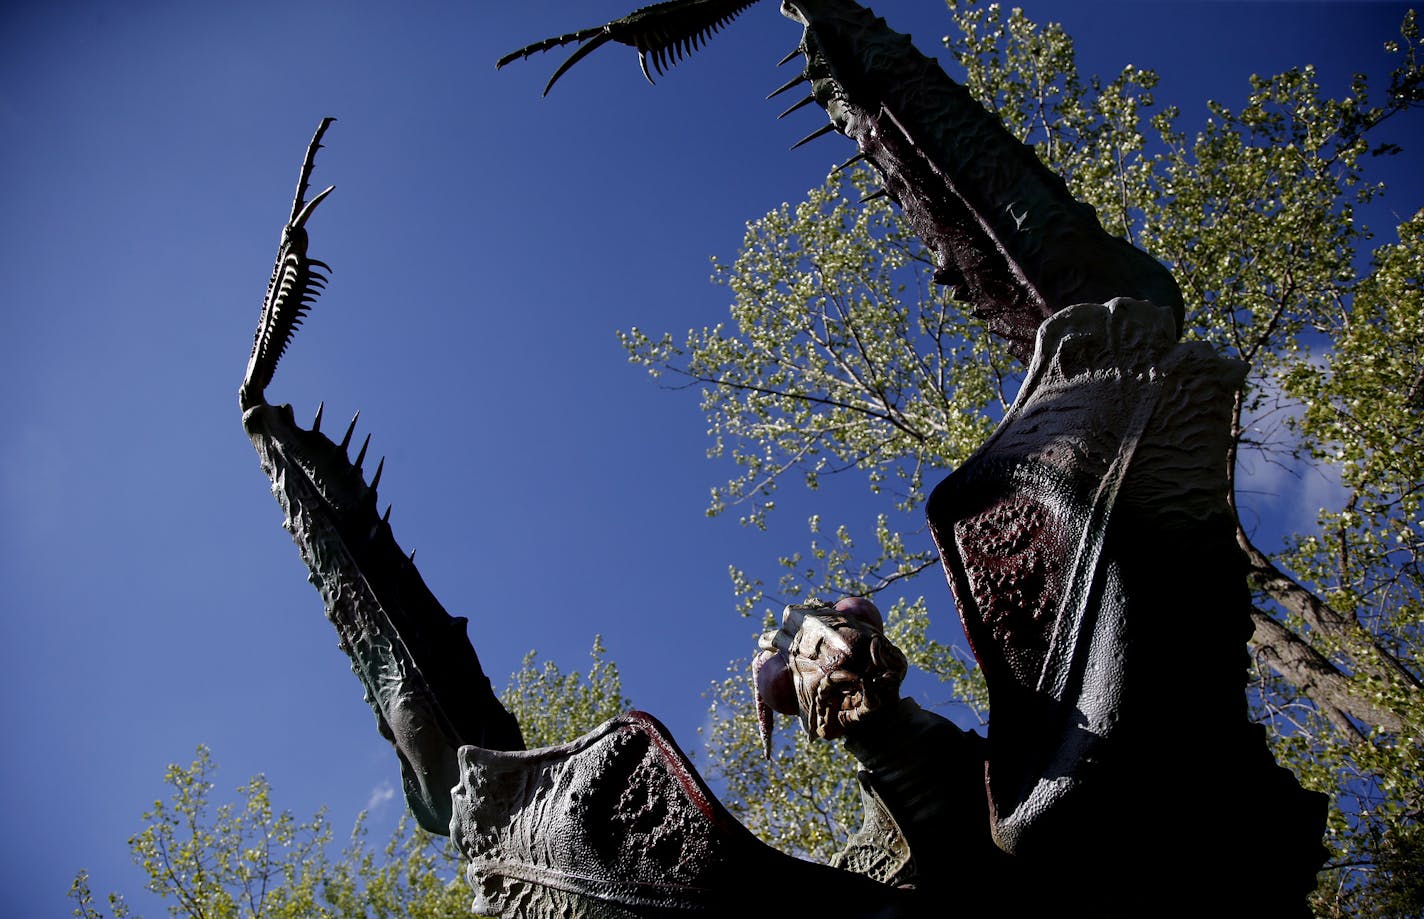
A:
<box><xmin>2</xmin><ymin>2</ymin><xmax>1419</xmax><ymax>915</ymax></box>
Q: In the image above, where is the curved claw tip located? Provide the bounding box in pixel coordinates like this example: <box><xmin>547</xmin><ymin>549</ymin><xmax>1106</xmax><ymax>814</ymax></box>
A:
<box><xmin>292</xmin><ymin>185</ymin><xmax>335</xmax><ymax>230</ymax></box>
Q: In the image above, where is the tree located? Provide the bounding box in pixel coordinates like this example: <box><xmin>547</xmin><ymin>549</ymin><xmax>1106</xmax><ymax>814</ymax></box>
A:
<box><xmin>624</xmin><ymin>3</ymin><xmax>1423</xmax><ymax>914</ymax></box>
<box><xmin>70</xmin><ymin>640</ymin><xmax>629</xmax><ymax>919</ymax></box>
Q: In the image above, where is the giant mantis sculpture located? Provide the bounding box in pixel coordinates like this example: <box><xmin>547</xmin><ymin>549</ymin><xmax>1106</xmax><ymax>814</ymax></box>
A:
<box><xmin>242</xmin><ymin>2</ymin><xmax>1327</xmax><ymax>916</ymax></box>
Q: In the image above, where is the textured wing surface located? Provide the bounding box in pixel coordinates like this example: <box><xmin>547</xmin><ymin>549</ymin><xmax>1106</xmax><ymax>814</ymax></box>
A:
<box><xmin>454</xmin><ymin>711</ymin><xmax>912</xmax><ymax>918</ymax></box>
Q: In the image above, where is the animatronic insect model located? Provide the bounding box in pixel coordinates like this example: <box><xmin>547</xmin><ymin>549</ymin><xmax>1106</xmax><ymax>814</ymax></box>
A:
<box><xmin>242</xmin><ymin>3</ymin><xmax>1326</xmax><ymax>915</ymax></box>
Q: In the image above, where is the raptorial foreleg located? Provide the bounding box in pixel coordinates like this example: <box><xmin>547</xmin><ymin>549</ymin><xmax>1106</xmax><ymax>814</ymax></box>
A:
<box><xmin>240</xmin><ymin>120</ymin><xmax>524</xmax><ymax>834</ymax></box>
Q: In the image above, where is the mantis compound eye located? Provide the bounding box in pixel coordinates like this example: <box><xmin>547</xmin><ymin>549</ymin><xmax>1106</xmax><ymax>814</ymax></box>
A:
<box><xmin>754</xmin><ymin>648</ymin><xmax>798</xmax><ymax>717</ymax></box>
<box><xmin>833</xmin><ymin>595</ymin><xmax>883</xmax><ymax>631</ymax></box>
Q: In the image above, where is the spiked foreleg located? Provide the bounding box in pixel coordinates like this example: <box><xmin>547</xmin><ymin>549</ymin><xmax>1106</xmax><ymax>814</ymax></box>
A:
<box><xmin>241</xmin><ymin>121</ymin><xmax>523</xmax><ymax>835</ymax></box>
<box><xmin>248</xmin><ymin>413</ymin><xmax>524</xmax><ymax>833</ymax></box>
<box><xmin>782</xmin><ymin>0</ymin><xmax>1185</xmax><ymax>358</ymax></box>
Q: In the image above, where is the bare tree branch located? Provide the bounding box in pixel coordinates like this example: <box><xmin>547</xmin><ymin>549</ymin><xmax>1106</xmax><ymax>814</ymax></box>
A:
<box><xmin>1249</xmin><ymin>607</ymin><xmax>1380</xmax><ymax>737</ymax></box>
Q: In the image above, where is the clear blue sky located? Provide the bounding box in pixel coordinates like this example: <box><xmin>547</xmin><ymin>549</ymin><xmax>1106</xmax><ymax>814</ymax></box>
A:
<box><xmin>2</xmin><ymin>1</ymin><xmax>1418</xmax><ymax>915</ymax></box>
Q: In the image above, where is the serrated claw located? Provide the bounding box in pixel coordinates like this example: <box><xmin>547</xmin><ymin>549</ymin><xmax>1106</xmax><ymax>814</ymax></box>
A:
<box><xmin>240</xmin><ymin>118</ymin><xmax>337</xmax><ymax>411</ymax></box>
<box><xmin>499</xmin><ymin>0</ymin><xmax>763</xmax><ymax>96</ymax></box>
